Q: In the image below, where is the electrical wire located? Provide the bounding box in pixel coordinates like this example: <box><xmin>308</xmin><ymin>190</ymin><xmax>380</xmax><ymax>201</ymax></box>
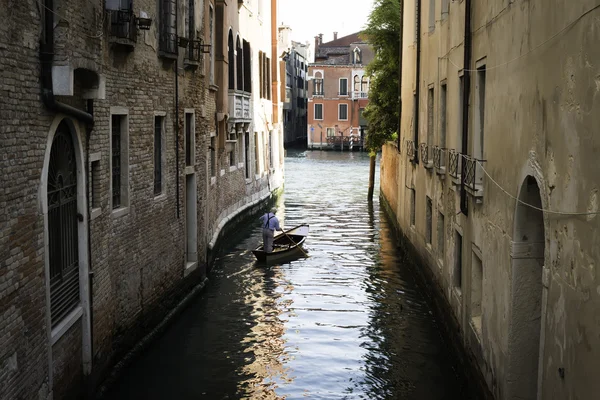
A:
<box><xmin>446</xmin><ymin>3</ymin><xmax>600</xmax><ymax>72</ymax></box>
<box><xmin>458</xmin><ymin>154</ymin><xmax>600</xmax><ymax>216</ymax></box>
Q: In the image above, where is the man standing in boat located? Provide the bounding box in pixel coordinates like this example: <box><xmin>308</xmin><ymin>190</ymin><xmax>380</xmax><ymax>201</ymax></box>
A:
<box><xmin>260</xmin><ymin>207</ymin><xmax>282</xmax><ymax>252</ymax></box>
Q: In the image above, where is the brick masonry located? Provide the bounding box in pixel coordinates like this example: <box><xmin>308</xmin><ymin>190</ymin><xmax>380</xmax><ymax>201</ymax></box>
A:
<box><xmin>0</xmin><ymin>0</ymin><xmax>283</xmax><ymax>398</ymax></box>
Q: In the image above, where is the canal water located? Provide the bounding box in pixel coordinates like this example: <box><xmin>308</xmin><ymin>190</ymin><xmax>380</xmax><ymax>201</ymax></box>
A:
<box><xmin>105</xmin><ymin>150</ymin><xmax>469</xmax><ymax>399</ymax></box>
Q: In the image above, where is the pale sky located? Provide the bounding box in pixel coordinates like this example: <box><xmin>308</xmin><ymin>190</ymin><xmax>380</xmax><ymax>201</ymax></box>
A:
<box><xmin>279</xmin><ymin>0</ymin><xmax>375</xmax><ymax>46</ymax></box>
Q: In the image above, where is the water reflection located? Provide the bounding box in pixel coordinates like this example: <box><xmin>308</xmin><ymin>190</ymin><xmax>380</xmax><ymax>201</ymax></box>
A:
<box><xmin>105</xmin><ymin>150</ymin><xmax>468</xmax><ymax>400</ymax></box>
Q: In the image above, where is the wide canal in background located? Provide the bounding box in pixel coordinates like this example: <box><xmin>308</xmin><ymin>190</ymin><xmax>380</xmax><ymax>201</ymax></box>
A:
<box><xmin>106</xmin><ymin>150</ymin><xmax>471</xmax><ymax>399</ymax></box>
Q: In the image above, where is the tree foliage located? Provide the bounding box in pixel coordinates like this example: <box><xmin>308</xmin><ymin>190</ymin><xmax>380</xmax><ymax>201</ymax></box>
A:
<box><xmin>361</xmin><ymin>0</ymin><xmax>401</xmax><ymax>152</ymax></box>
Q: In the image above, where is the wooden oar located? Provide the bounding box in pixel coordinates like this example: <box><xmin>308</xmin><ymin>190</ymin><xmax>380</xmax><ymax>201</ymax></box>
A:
<box><xmin>280</xmin><ymin>229</ymin><xmax>309</xmax><ymax>258</ymax></box>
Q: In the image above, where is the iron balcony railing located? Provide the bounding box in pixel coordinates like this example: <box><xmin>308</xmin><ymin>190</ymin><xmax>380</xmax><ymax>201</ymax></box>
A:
<box><xmin>352</xmin><ymin>91</ymin><xmax>368</xmax><ymax>99</ymax></box>
<box><xmin>433</xmin><ymin>146</ymin><xmax>446</xmax><ymax>171</ymax></box>
<box><xmin>159</xmin><ymin>32</ymin><xmax>178</xmax><ymax>56</ymax></box>
<box><xmin>420</xmin><ymin>143</ymin><xmax>431</xmax><ymax>167</ymax></box>
<box><xmin>314</xmin><ymin>90</ymin><xmax>324</xmax><ymax>96</ymax></box>
<box><xmin>449</xmin><ymin>149</ymin><xmax>461</xmax><ymax>179</ymax></box>
<box><xmin>187</xmin><ymin>39</ymin><xmax>204</xmax><ymax>63</ymax></box>
<box><xmin>406</xmin><ymin>139</ymin><xmax>416</xmax><ymax>160</ymax></box>
<box><xmin>110</xmin><ymin>9</ymin><xmax>137</xmax><ymax>42</ymax></box>
<box><xmin>463</xmin><ymin>155</ymin><xmax>485</xmax><ymax>192</ymax></box>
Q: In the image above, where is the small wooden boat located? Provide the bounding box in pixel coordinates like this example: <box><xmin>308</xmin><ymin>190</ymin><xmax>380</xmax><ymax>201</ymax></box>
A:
<box><xmin>252</xmin><ymin>224</ymin><xmax>309</xmax><ymax>264</ymax></box>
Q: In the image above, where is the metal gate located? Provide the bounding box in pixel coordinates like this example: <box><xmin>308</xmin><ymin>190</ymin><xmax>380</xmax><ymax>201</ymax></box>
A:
<box><xmin>47</xmin><ymin>122</ymin><xmax>80</xmax><ymax>327</ymax></box>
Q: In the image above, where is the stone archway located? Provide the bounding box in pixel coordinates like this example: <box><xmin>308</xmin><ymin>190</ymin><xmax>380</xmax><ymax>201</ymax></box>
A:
<box><xmin>506</xmin><ymin>176</ymin><xmax>545</xmax><ymax>400</ymax></box>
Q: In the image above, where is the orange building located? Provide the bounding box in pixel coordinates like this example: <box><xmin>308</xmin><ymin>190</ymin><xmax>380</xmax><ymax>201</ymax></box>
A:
<box><xmin>307</xmin><ymin>32</ymin><xmax>373</xmax><ymax>150</ymax></box>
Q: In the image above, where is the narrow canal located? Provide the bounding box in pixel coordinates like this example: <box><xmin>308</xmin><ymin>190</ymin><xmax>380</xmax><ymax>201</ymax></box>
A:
<box><xmin>105</xmin><ymin>150</ymin><xmax>470</xmax><ymax>399</ymax></box>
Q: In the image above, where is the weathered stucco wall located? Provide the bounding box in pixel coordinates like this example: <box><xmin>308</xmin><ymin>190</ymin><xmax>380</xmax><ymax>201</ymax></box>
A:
<box><xmin>382</xmin><ymin>0</ymin><xmax>600</xmax><ymax>398</ymax></box>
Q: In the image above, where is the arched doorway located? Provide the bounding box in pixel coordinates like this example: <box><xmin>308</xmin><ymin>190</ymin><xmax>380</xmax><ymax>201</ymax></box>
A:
<box><xmin>506</xmin><ymin>176</ymin><xmax>545</xmax><ymax>399</ymax></box>
<box><xmin>48</xmin><ymin>121</ymin><xmax>80</xmax><ymax>326</ymax></box>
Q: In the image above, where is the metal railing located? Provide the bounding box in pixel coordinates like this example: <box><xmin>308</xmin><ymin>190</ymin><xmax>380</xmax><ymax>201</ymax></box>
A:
<box><xmin>406</xmin><ymin>139</ymin><xmax>416</xmax><ymax>160</ymax></box>
<box><xmin>352</xmin><ymin>91</ymin><xmax>368</xmax><ymax>99</ymax></box>
<box><xmin>449</xmin><ymin>149</ymin><xmax>461</xmax><ymax>179</ymax></box>
<box><xmin>110</xmin><ymin>10</ymin><xmax>137</xmax><ymax>41</ymax></box>
<box><xmin>420</xmin><ymin>143</ymin><xmax>430</xmax><ymax>166</ymax></box>
<box><xmin>187</xmin><ymin>39</ymin><xmax>204</xmax><ymax>63</ymax></box>
<box><xmin>433</xmin><ymin>146</ymin><xmax>446</xmax><ymax>171</ymax></box>
<box><xmin>159</xmin><ymin>32</ymin><xmax>178</xmax><ymax>55</ymax></box>
<box><xmin>463</xmin><ymin>155</ymin><xmax>485</xmax><ymax>192</ymax></box>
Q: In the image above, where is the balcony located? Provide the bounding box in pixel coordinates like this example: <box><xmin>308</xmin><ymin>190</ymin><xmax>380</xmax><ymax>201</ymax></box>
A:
<box><xmin>420</xmin><ymin>143</ymin><xmax>433</xmax><ymax>169</ymax></box>
<box><xmin>228</xmin><ymin>90</ymin><xmax>252</xmax><ymax>123</ymax></box>
<box><xmin>109</xmin><ymin>10</ymin><xmax>137</xmax><ymax>49</ymax></box>
<box><xmin>352</xmin><ymin>91</ymin><xmax>368</xmax><ymax>100</ymax></box>
<box><xmin>313</xmin><ymin>90</ymin><xmax>324</xmax><ymax>97</ymax></box>
<box><xmin>433</xmin><ymin>146</ymin><xmax>446</xmax><ymax>176</ymax></box>
<box><xmin>463</xmin><ymin>155</ymin><xmax>484</xmax><ymax>199</ymax></box>
<box><xmin>184</xmin><ymin>39</ymin><xmax>204</xmax><ymax>69</ymax></box>
<box><xmin>449</xmin><ymin>149</ymin><xmax>461</xmax><ymax>185</ymax></box>
<box><xmin>406</xmin><ymin>139</ymin><xmax>416</xmax><ymax>161</ymax></box>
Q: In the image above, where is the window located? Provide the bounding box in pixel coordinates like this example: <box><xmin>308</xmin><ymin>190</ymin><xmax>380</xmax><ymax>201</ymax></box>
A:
<box><xmin>236</xmin><ymin>36</ymin><xmax>243</xmax><ymax>90</ymax></box>
<box><xmin>454</xmin><ymin>230</ymin><xmax>463</xmax><ymax>290</ymax></box>
<box><xmin>338</xmin><ymin>104</ymin><xmax>348</xmax><ymax>120</ymax></box>
<box><xmin>427</xmin><ymin>86</ymin><xmax>434</xmax><ymax>146</ymax></box>
<box><xmin>110</xmin><ymin>111</ymin><xmax>129</xmax><ymax>210</ymax></box>
<box><xmin>228</xmin><ymin>31</ymin><xmax>235</xmax><ymax>90</ymax></box>
<box><xmin>426</xmin><ymin>196</ymin><xmax>432</xmax><ymax>245</ymax></box>
<box><xmin>314</xmin><ymin>71</ymin><xmax>323</xmax><ymax>95</ymax></box>
<box><xmin>243</xmin><ymin>40</ymin><xmax>251</xmax><ymax>92</ymax></box>
<box><xmin>209</xmin><ymin>6</ymin><xmax>215</xmax><ymax>84</ymax></box>
<box><xmin>353</xmin><ymin>75</ymin><xmax>360</xmax><ymax>92</ymax></box>
<box><xmin>159</xmin><ymin>0</ymin><xmax>177</xmax><ymax>55</ymax></box>
<box><xmin>91</xmin><ymin>158</ymin><xmax>100</xmax><ymax>210</ymax></box>
<box><xmin>268</xmin><ymin>131</ymin><xmax>273</xmax><ymax>168</ymax></box>
<box><xmin>339</xmin><ymin>78</ymin><xmax>348</xmax><ymax>96</ymax></box>
<box><xmin>458</xmin><ymin>74</ymin><xmax>464</xmax><ymax>151</ymax></box>
<box><xmin>326</xmin><ymin>127</ymin><xmax>335</xmax><ymax>137</ymax></box>
<box><xmin>254</xmin><ymin>132</ymin><xmax>260</xmax><ymax>174</ymax></box>
<box><xmin>410</xmin><ymin>188</ymin><xmax>416</xmax><ymax>227</ymax></box>
<box><xmin>471</xmin><ymin>251</ymin><xmax>483</xmax><ymax>335</ymax></box>
<box><xmin>314</xmin><ymin>103</ymin><xmax>323</xmax><ymax>120</ymax></box>
<box><xmin>361</xmin><ymin>76</ymin><xmax>368</xmax><ymax>93</ymax></box>
<box><xmin>210</xmin><ymin>135</ymin><xmax>216</xmax><ymax>178</ymax></box>
<box><xmin>266</xmin><ymin>56</ymin><xmax>271</xmax><ymax>100</ymax></box>
<box><xmin>429</xmin><ymin>0</ymin><xmax>435</xmax><ymax>32</ymax></box>
<box><xmin>154</xmin><ymin>115</ymin><xmax>165</xmax><ymax>195</ymax></box>
<box><xmin>475</xmin><ymin>65</ymin><xmax>486</xmax><ymax>160</ymax></box>
<box><xmin>259</xmin><ymin>51</ymin><xmax>264</xmax><ymax>98</ymax></box>
<box><xmin>244</xmin><ymin>131</ymin><xmax>250</xmax><ymax>179</ymax></box>
<box><xmin>185</xmin><ymin>112</ymin><xmax>194</xmax><ymax>166</ymax></box>
<box><xmin>437</xmin><ymin>212</ymin><xmax>445</xmax><ymax>262</ymax></box>
<box><xmin>259</xmin><ymin>52</ymin><xmax>271</xmax><ymax>99</ymax></box>
<box><xmin>440</xmin><ymin>83</ymin><xmax>447</xmax><ymax>148</ymax></box>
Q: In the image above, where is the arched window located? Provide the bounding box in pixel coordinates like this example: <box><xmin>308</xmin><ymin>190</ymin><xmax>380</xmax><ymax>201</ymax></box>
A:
<box><xmin>361</xmin><ymin>76</ymin><xmax>369</xmax><ymax>93</ymax></box>
<box><xmin>314</xmin><ymin>71</ymin><xmax>323</xmax><ymax>95</ymax></box>
<box><xmin>243</xmin><ymin>40</ymin><xmax>251</xmax><ymax>93</ymax></box>
<box><xmin>353</xmin><ymin>75</ymin><xmax>360</xmax><ymax>92</ymax></box>
<box><xmin>228</xmin><ymin>30</ymin><xmax>234</xmax><ymax>90</ymax></box>
<box><xmin>236</xmin><ymin>36</ymin><xmax>243</xmax><ymax>91</ymax></box>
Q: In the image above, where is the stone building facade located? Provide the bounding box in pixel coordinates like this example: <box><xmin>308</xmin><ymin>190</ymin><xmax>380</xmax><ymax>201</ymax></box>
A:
<box><xmin>279</xmin><ymin>26</ymin><xmax>309</xmax><ymax>148</ymax></box>
<box><xmin>307</xmin><ymin>32</ymin><xmax>373</xmax><ymax>150</ymax></box>
<box><xmin>380</xmin><ymin>0</ymin><xmax>600</xmax><ymax>399</ymax></box>
<box><xmin>0</xmin><ymin>0</ymin><xmax>282</xmax><ymax>398</ymax></box>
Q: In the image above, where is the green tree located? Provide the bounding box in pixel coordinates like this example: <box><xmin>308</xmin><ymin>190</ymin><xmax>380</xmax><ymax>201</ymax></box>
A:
<box><xmin>361</xmin><ymin>0</ymin><xmax>401</xmax><ymax>200</ymax></box>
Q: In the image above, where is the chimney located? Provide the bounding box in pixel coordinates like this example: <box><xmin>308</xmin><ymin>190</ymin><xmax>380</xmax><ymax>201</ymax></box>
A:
<box><xmin>333</xmin><ymin>32</ymin><xmax>338</xmax><ymax>40</ymax></box>
<box><xmin>319</xmin><ymin>33</ymin><xmax>323</xmax><ymax>44</ymax></box>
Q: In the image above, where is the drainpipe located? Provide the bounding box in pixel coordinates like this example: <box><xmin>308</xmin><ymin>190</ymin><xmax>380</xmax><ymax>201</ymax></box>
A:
<box><xmin>85</xmin><ymin>99</ymin><xmax>94</xmax><ymax>363</ymax></box>
<box><xmin>413</xmin><ymin>0</ymin><xmax>421</xmax><ymax>164</ymax></box>
<box><xmin>397</xmin><ymin>0</ymin><xmax>404</xmax><ymax>153</ymax></box>
<box><xmin>460</xmin><ymin>0</ymin><xmax>472</xmax><ymax>216</ymax></box>
<box><xmin>175</xmin><ymin>6</ymin><xmax>181</xmax><ymax>219</ymax></box>
<box><xmin>40</xmin><ymin>0</ymin><xmax>93</xmax><ymax>125</ymax></box>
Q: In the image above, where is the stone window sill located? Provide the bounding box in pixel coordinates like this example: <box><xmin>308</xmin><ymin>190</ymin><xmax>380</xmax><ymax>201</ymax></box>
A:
<box><xmin>51</xmin><ymin>306</ymin><xmax>82</xmax><ymax>346</ymax></box>
<box><xmin>90</xmin><ymin>207</ymin><xmax>101</xmax><ymax>221</ymax></box>
<box><xmin>112</xmin><ymin>206</ymin><xmax>129</xmax><ymax>219</ymax></box>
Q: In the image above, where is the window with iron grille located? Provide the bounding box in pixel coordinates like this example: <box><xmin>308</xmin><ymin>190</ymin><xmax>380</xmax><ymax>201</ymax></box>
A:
<box><xmin>339</xmin><ymin>78</ymin><xmax>348</xmax><ymax>96</ymax></box>
<box><xmin>154</xmin><ymin>116</ymin><xmax>164</xmax><ymax>195</ymax></box>
<box><xmin>228</xmin><ymin>31</ymin><xmax>235</xmax><ymax>90</ymax></box>
<box><xmin>48</xmin><ymin>123</ymin><xmax>80</xmax><ymax>327</ymax></box>
<box><xmin>314</xmin><ymin>104</ymin><xmax>323</xmax><ymax>120</ymax></box>
<box><xmin>426</xmin><ymin>196</ymin><xmax>432</xmax><ymax>244</ymax></box>
<box><xmin>209</xmin><ymin>6</ymin><xmax>215</xmax><ymax>84</ymax></box>
<box><xmin>111</xmin><ymin>115</ymin><xmax>122</xmax><ymax>208</ymax></box>
<box><xmin>109</xmin><ymin>0</ymin><xmax>136</xmax><ymax>42</ymax></box>
<box><xmin>159</xmin><ymin>0</ymin><xmax>177</xmax><ymax>55</ymax></box>
<box><xmin>245</xmin><ymin>131</ymin><xmax>250</xmax><ymax>179</ymax></box>
<box><xmin>210</xmin><ymin>136</ymin><xmax>216</xmax><ymax>178</ymax></box>
<box><xmin>185</xmin><ymin>113</ymin><xmax>194</xmax><ymax>166</ymax></box>
<box><xmin>339</xmin><ymin>104</ymin><xmax>348</xmax><ymax>120</ymax></box>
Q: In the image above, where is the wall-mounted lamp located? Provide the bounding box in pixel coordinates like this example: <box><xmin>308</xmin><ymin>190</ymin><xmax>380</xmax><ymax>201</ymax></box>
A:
<box><xmin>137</xmin><ymin>11</ymin><xmax>152</xmax><ymax>30</ymax></box>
